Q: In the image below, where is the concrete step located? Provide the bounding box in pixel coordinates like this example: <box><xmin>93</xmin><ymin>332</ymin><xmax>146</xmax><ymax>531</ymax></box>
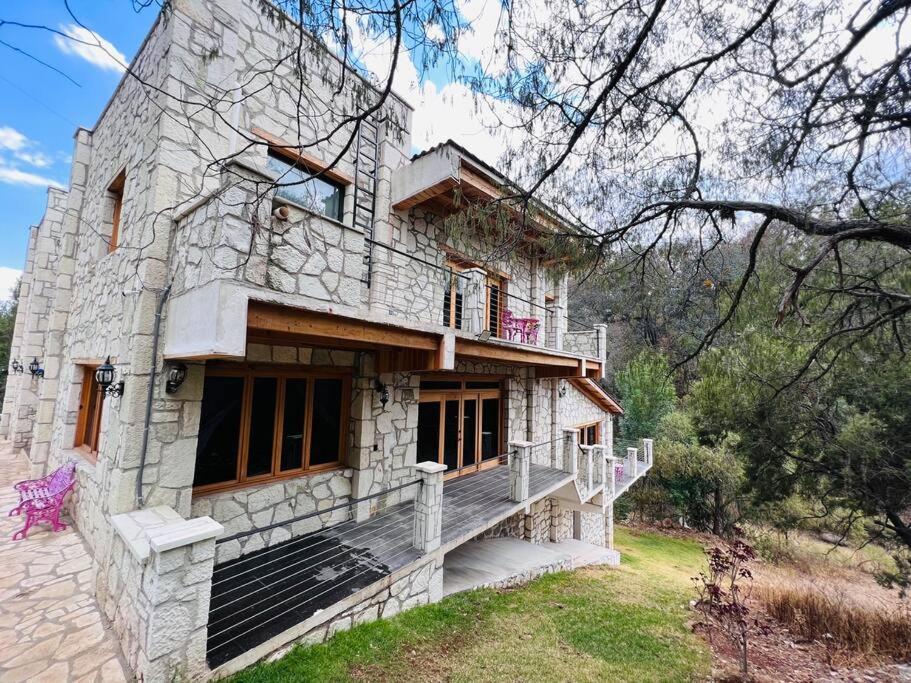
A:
<box><xmin>543</xmin><ymin>538</ymin><xmax>620</xmax><ymax>568</ymax></box>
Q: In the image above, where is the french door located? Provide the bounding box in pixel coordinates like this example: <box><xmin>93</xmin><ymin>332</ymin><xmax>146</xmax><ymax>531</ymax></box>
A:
<box><xmin>417</xmin><ymin>386</ymin><xmax>502</xmax><ymax>478</ymax></box>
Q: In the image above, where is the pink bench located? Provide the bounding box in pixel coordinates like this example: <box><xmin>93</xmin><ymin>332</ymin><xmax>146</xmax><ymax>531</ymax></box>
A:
<box><xmin>9</xmin><ymin>460</ymin><xmax>76</xmax><ymax>541</ymax></box>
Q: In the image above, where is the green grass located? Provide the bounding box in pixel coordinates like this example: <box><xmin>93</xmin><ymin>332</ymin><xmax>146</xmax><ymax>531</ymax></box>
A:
<box><xmin>229</xmin><ymin>528</ymin><xmax>711</xmax><ymax>683</ymax></box>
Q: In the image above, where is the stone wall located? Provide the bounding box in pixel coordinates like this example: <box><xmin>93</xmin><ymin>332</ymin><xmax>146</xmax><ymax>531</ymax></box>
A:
<box><xmin>101</xmin><ymin>506</ymin><xmax>222</xmax><ymax>682</ymax></box>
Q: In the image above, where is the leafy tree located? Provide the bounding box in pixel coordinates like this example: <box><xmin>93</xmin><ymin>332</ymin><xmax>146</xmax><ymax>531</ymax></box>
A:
<box><xmin>0</xmin><ymin>279</ymin><xmax>19</xmax><ymax>405</ymax></box>
<box><xmin>614</xmin><ymin>350</ymin><xmax>677</xmax><ymax>440</ymax></box>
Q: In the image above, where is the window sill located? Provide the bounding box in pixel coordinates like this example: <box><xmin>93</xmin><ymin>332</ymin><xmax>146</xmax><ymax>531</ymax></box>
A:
<box><xmin>192</xmin><ymin>464</ymin><xmax>352</xmax><ymax>497</ymax></box>
<box><xmin>272</xmin><ymin>196</ymin><xmax>359</xmax><ymax>235</ymax></box>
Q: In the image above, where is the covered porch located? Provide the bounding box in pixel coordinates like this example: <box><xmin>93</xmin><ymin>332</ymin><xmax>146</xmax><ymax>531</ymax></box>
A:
<box><xmin>205</xmin><ymin>460</ymin><xmax>572</xmax><ymax>669</ymax></box>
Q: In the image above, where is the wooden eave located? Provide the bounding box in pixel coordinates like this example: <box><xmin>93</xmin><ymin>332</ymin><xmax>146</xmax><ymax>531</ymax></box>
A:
<box><xmin>569</xmin><ymin>377</ymin><xmax>624</xmax><ymax>415</ymax></box>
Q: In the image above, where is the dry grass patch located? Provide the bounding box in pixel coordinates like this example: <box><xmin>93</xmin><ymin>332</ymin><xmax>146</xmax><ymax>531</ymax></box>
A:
<box><xmin>756</xmin><ymin>576</ymin><xmax>911</xmax><ymax>661</ymax></box>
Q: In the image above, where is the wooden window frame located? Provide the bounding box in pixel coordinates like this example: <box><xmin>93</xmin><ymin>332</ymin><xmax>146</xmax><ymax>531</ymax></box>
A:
<box><xmin>443</xmin><ymin>259</ymin><xmax>505</xmax><ymax>336</ymax></box>
<box><xmin>74</xmin><ymin>365</ymin><xmax>103</xmax><ymax>462</ymax></box>
<box><xmin>107</xmin><ymin>170</ymin><xmax>125</xmax><ymax>253</ymax></box>
<box><xmin>193</xmin><ymin>365</ymin><xmax>352</xmax><ymax>495</ymax></box>
<box><xmin>576</xmin><ymin>420</ymin><xmax>601</xmax><ymax>446</ymax></box>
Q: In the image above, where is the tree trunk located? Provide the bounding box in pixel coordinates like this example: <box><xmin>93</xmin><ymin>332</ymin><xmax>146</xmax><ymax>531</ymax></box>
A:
<box><xmin>713</xmin><ymin>484</ymin><xmax>723</xmax><ymax>536</ymax></box>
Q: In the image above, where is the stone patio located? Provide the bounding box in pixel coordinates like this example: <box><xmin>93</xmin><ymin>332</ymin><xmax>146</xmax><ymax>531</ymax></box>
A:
<box><xmin>0</xmin><ymin>441</ymin><xmax>130</xmax><ymax>682</ymax></box>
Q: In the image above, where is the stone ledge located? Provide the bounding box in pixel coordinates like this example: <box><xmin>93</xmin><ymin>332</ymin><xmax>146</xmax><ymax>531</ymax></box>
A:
<box><xmin>148</xmin><ymin>516</ymin><xmax>223</xmax><ymax>553</ymax></box>
<box><xmin>111</xmin><ymin>505</ymin><xmax>222</xmax><ymax>563</ymax></box>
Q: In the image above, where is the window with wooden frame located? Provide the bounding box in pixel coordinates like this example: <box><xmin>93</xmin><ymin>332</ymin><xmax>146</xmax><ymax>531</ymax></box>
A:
<box><xmin>442</xmin><ymin>258</ymin><xmax>506</xmax><ymax>336</ymax></box>
<box><xmin>577</xmin><ymin>420</ymin><xmax>601</xmax><ymax>446</ymax></box>
<box><xmin>192</xmin><ymin>366</ymin><xmax>351</xmax><ymax>493</ymax></box>
<box><xmin>106</xmin><ymin>170</ymin><xmax>125</xmax><ymax>253</ymax></box>
<box><xmin>74</xmin><ymin>365</ymin><xmax>103</xmax><ymax>459</ymax></box>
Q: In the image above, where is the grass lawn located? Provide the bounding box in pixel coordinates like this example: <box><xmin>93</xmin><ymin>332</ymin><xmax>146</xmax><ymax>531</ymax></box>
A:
<box><xmin>229</xmin><ymin>528</ymin><xmax>712</xmax><ymax>682</ymax></box>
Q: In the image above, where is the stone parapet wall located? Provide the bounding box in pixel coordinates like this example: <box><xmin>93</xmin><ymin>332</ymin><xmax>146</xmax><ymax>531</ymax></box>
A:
<box><xmin>192</xmin><ymin>467</ymin><xmax>353</xmax><ymax>565</ymax></box>
<box><xmin>100</xmin><ymin>506</ymin><xmax>222</xmax><ymax>682</ymax></box>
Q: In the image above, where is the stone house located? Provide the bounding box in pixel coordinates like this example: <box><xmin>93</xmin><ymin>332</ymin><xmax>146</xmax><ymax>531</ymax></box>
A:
<box><xmin>1</xmin><ymin>0</ymin><xmax>652</xmax><ymax>679</ymax></box>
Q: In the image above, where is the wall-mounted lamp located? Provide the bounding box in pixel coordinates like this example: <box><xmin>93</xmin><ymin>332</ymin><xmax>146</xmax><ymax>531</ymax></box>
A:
<box><xmin>95</xmin><ymin>356</ymin><xmax>124</xmax><ymax>399</ymax></box>
<box><xmin>28</xmin><ymin>357</ymin><xmax>44</xmax><ymax>378</ymax></box>
<box><xmin>10</xmin><ymin>359</ymin><xmax>23</xmax><ymax>374</ymax></box>
<box><xmin>558</xmin><ymin>379</ymin><xmax>568</xmax><ymax>398</ymax></box>
<box><xmin>374</xmin><ymin>379</ymin><xmax>389</xmax><ymax>408</ymax></box>
<box><xmin>165</xmin><ymin>362</ymin><xmax>188</xmax><ymax>394</ymax></box>
<box><xmin>477</xmin><ymin>329</ymin><xmax>492</xmax><ymax>342</ymax></box>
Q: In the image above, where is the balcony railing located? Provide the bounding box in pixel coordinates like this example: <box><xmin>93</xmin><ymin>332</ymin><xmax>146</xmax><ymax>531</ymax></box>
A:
<box><xmin>365</xmin><ymin>238</ymin><xmax>604</xmax><ymax>358</ymax></box>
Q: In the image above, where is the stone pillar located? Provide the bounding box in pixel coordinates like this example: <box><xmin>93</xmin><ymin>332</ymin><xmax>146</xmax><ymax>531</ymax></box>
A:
<box><xmin>412</xmin><ymin>461</ymin><xmax>446</xmax><ymax>553</ymax></box>
<box><xmin>605</xmin><ymin>415</ymin><xmax>614</xmax><ymax>459</ymax></box>
<box><xmin>642</xmin><ymin>438</ymin><xmax>653</xmax><ymax>467</ymax></box>
<box><xmin>605</xmin><ymin>501</ymin><xmax>615</xmax><ymax>550</ymax></box>
<box><xmin>578</xmin><ymin>444</ymin><xmax>594</xmax><ymax>492</ymax></box>
<box><xmin>628</xmin><ymin>447</ymin><xmax>638</xmax><ymax>478</ymax></box>
<box><xmin>460</xmin><ymin>267</ymin><xmax>488</xmax><ymax>335</ymax></box>
<box><xmin>562</xmin><ymin>428</ymin><xmax>578</xmax><ymax>476</ymax></box>
<box><xmin>107</xmin><ymin>507</ymin><xmax>223</xmax><ymax>682</ymax></box>
<box><xmin>593</xmin><ymin>323</ymin><xmax>609</xmax><ymax>364</ymax></box>
<box><xmin>508</xmin><ymin>440</ymin><xmax>531</xmax><ymax>502</ymax></box>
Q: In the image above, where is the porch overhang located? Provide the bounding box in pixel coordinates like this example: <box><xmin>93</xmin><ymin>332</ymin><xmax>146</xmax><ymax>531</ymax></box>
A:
<box><xmin>247</xmin><ymin>301</ymin><xmax>600</xmax><ymax>375</ymax></box>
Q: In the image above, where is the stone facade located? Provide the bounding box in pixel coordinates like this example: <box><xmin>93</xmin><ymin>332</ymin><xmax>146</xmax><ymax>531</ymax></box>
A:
<box><xmin>0</xmin><ymin>0</ymin><xmax>636</xmax><ymax>679</ymax></box>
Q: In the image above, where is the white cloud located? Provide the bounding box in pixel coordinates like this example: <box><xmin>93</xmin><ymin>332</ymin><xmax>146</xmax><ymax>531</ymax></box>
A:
<box><xmin>0</xmin><ymin>127</ymin><xmax>27</xmax><ymax>153</ymax></box>
<box><xmin>0</xmin><ymin>268</ymin><xmax>21</xmax><ymax>302</ymax></box>
<box><xmin>53</xmin><ymin>24</ymin><xmax>127</xmax><ymax>73</ymax></box>
<box><xmin>0</xmin><ymin>165</ymin><xmax>65</xmax><ymax>189</ymax></box>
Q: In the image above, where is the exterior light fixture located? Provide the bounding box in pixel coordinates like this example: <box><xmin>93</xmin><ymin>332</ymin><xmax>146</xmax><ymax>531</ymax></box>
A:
<box><xmin>95</xmin><ymin>356</ymin><xmax>124</xmax><ymax>399</ymax></box>
<box><xmin>477</xmin><ymin>329</ymin><xmax>492</xmax><ymax>342</ymax></box>
<box><xmin>374</xmin><ymin>379</ymin><xmax>389</xmax><ymax>408</ymax></box>
<box><xmin>558</xmin><ymin>379</ymin><xmax>568</xmax><ymax>398</ymax></box>
<box><xmin>165</xmin><ymin>362</ymin><xmax>188</xmax><ymax>394</ymax></box>
<box><xmin>28</xmin><ymin>357</ymin><xmax>44</xmax><ymax>378</ymax></box>
<box><xmin>10</xmin><ymin>359</ymin><xmax>23</xmax><ymax>374</ymax></box>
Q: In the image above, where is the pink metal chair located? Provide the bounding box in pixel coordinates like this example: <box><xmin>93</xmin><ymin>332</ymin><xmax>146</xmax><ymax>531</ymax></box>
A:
<box><xmin>501</xmin><ymin>308</ymin><xmax>523</xmax><ymax>341</ymax></box>
<box><xmin>523</xmin><ymin>319</ymin><xmax>540</xmax><ymax>344</ymax></box>
<box><xmin>10</xmin><ymin>460</ymin><xmax>76</xmax><ymax>541</ymax></box>
<box><xmin>614</xmin><ymin>463</ymin><xmax>624</xmax><ymax>482</ymax></box>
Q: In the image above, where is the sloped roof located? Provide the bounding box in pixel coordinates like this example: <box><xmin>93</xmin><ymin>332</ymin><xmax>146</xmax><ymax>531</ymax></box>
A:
<box><xmin>569</xmin><ymin>377</ymin><xmax>624</xmax><ymax>415</ymax></box>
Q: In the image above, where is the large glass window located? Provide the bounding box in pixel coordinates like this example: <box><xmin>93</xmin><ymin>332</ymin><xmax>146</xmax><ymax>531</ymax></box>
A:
<box><xmin>268</xmin><ymin>152</ymin><xmax>344</xmax><ymax>221</ymax></box>
<box><xmin>193</xmin><ymin>368</ymin><xmax>350</xmax><ymax>492</ymax></box>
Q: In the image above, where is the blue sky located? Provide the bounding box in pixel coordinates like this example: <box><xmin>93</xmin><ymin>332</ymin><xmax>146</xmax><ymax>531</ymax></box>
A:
<box><xmin>0</xmin><ymin>0</ymin><xmax>510</xmax><ymax>300</ymax></box>
<box><xmin>0</xmin><ymin>2</ymin><xmax>161</xmax><ymax>295</ymax></box>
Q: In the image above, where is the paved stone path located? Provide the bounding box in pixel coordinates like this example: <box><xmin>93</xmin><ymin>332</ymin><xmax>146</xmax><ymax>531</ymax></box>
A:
<box><xmin>0</xmin><ymin>442</ymin><xmax>130</xmax><ymax>682</ymax></box>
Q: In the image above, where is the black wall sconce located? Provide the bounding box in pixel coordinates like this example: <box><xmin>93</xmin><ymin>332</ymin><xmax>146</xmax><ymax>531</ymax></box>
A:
<box><xmin>165</xmin><ymin>362</ymin><xmax>188</xmax><ymax>394</ymax></box>
<box><xmin>95</xmin><ymin>356</ymin><xmax>124</xmax><ymax>399</ymax></box>
<box><xmin>374</xmin><ymin>379</ymin><xmax>389</xmax><ymax>408</ymax></box>
<box><xmin>28</xmin><ymin>357</ymin><xmax>44</xmax><ymax>378</ymax></box>
<box><xmin>558</xmin><ymin>379</ymin><xmax>568</xmax><ymax>398</ymax></box>
<box><xmin>10</xmin><ymin>359</ymin><xmax>23</xmax><ymax>374</ymax></box>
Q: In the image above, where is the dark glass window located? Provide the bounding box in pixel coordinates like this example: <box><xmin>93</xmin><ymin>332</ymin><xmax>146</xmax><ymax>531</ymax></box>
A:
<box><xmin>463</xmin><ymin>399</ymin><xmax>477</xmax><ymax>466</ymax></box>
<box><xmin>280</xmin><ymin>379</ymin><xmax>307</xmax><ymax>471</ymax></box>
<box><xmin>194</xmin><ymin>371</ymin><xmax>349</xmax><ymax>490</ymax></box>
<box><xmin>488</xmin><ymin>283</ymin><xmax>501</xmax><ymax>335</ymax></box>
<box><xmin>194</xmin><ymin>376</ymin><xmax>244</xmax><ymax>487</ymax></box>
<box><xmin>443</xmin><ymin>400</ymin><xmax>460</xmax><ymax>471</ymax></box>
<box><xmin>310</xmin><ymin>378</ymin><xmax>344</xmax><ymax>466</ymax></box>
<box><xmin>417</xmin><ymin>402</ymin><xmax>441</xmax><ymax>462</ymax></box>
<box><xmin>247</xmin><ymin>377</ymin><xmax>277</xmax><ymax>477</ymax></box>
<box><xmin>466</xmin><ymin>380</ymin><xmax>500</xmax><ymax>389</ymax></box>
<box><xmin>481</xmin><ymin>398</ymin><xmax>500</xmax><ymax>460</ymax></box>
<box><xmin>420</xmin><ymin>380</ymin><xmax>461</xmax><ymax>390</ymax></box>
<box><xmin>268</xmin><ymin>152</ymin><xmax>344</xmax><ymax>221</ymax></box>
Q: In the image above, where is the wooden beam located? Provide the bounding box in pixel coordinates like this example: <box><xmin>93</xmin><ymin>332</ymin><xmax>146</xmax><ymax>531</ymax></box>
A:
<box><xmin>392</xmin><ymin>176</ymin><xmax>459</xmax><ymax>210</ymax></box>
<box><xmin>376</xmin><ymin>349</ymin><xmax>440</xmax><ymax>373</ymax></box>
<box><xmin>251</xmin><ymin>127</ymin><xmax>355</xmax><ymax>185</ymax></box>
<box><xmin>454</xmin><ymin>338</ymin><xmax>578</xmax><ymax>368</ymax></box>
<box><xmin>247</xmin><ymin>302</ymin><xmax>439</xmax><ymax>351</ymax></box>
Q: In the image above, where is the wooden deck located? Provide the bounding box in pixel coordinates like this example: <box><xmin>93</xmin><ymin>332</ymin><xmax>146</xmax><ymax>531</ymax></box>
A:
<box><xmin>206</xmin><ymin>462</ymin><xmax>571</xmax><ymax>667</ymax></box>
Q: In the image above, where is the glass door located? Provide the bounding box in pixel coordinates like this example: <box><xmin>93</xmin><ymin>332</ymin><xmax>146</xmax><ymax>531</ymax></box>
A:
<box><xmin>417</xmin><ymin>384</ymin><xmax>503</xmax><ymax>478</ymax></box>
